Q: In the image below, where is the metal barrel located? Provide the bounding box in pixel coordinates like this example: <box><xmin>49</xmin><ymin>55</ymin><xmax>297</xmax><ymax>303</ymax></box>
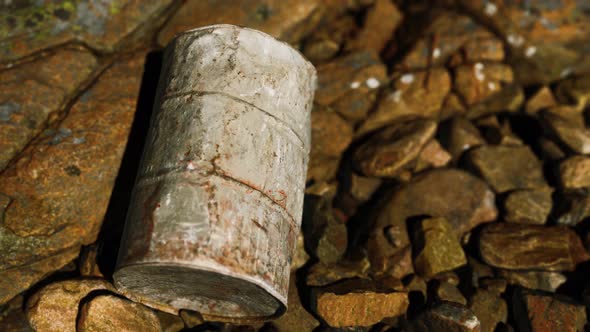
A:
<box><xmin>113</xmin><ymin>24</ymin><xmax>316</xmax><ymax>321</ymax></box>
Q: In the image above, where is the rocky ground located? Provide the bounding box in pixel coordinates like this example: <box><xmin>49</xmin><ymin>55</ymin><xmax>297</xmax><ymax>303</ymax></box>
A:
<box><xmin>1</xmin><ymin>0</ymin><xmax>590</xmax><ymax>331</ymax></box>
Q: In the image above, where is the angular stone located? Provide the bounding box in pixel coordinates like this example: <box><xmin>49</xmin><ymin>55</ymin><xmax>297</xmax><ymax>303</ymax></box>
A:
<box><xmin>556</xmin><ymin>75</ymin><xmax>590</xmax><ymax>110</ymax></box>
<box><xmin>273</xmin><ymin>273</ymin><xmax>320</xmax><ymax>331</ymax></box>
<box><xmin>454</xmin><ymin>63</ymin><xmax>513</xmax><ymax>106</ymax></box>
<box><xmin>525</xmin><ymin>87</ymin><xmax>557</xmax><ymax>115</ymax></box>
<box><xmin>302</xmin><ymin>14</ymin><xmax>355</xmax><ymax>63</ymax></box>
<box><xmin>414</xmin><ymin>139</ymin><xmax>452</xmax><ymax>172</ymax></box>
<box><xmin>156</xmin><ymin>311</ymin><xmax>184</xmax><ymax>332</ymax></box>
<box><xmin>311</xmin><ymin>108</ymin><xmax>353</xmax><ymax>158</ymax></box>
<box><xmin>443</xmin><ymin>117</ymin><xmax>485</xmax><ymax>160</ymax></box>
<box><xmin>560</xmin><ymin>156</ymin><xmax>590</xmax><ymax>189</ymax></box>
<box><xmin>369</xmin><ymin>169</ymin><xmax>497</xmax><ymax>277</ymax></box>
<box><xmin>315</xmin><ymin>51</ymin><xmax>387</xmax><ymax>122</ymax></box>
<box><xmin>357</xmin><ymin>68</ymin><xmax>450</xmax><ymax>136</ymax></box>
<box><xmin>542</xmin><ymin>110</ymin><xmax>590</xmax><ymax>154</ymax></box>
<box><xmin>556</xmin><ymin>194</ymin><xmax>590</xmax><ymax>226</ymax></box>
<box><xmin>503</xmin><ymin>189</ymin><xmax>552</xmax><ymax>225</ymax></box>
<box><xmin>410</xmin><ymin>302</ymin><xmax>481</xmax><ymax>332</ymax></box>
<box><xmin>0</xmin><ymin>56</ymin><xmax>145</xmax><ymax>303</ymax></box>
<box><xmin>354</xmin><ymin>119</ymin><xmax>437</xmax><ymax>177</ymax></box>
<box><xmin>479</xmin><ymin>223</ymin><xmax>589</xmax><ymax>271</ymax></box>
<box><xmin>467</xmin><ymin>145</ymin><xmax>546</xmax><ymax>193</ymax></box>
<box><xmin>468</xmin><ymin>289</ymin><xmax>507</xmax><ymax>332</ymax></box>
<box><xmin>157</xmin><ymin>0</ymin><xmax>320</xmax><ymax>46</ymax></box>
<box><xmin>440</xmin><ymin>93</ymin><xmax>468</xmax><ymax>120</ymax></box>
<box><xmin>0</xmin><ymin>1</ymin><xmax>174</xmax><ymax>62</ymax></box>
<box><xmin>0</xmin><ymin>47</ymin><xmax>97</xmax><ymax>170</ymax></box>
<box><xmin>413</xmin><ymin>218</ymin><xmax>467</xmax><ymax>278</ymax></box>
<box><xmin>77</xmin><ymin>295</ymin><xmax>160</xmax><ymax>332</ymax></box>
<box><xmin>349</xmin><ymin>174</ymin><xmax>382</xmax><ymax>203</ymax></box>
<box><xmin>179</xmin><ymin>310</ymin><xmax>203</xmax><ymax>329</ymax></box>
<box><xmin>466</xmin><ymin>84</ymin><xmax>524</xmax><ymax>119</ymax></box>
<box><xmin>316</xmin><ymin>289</ymin><xmax>408</xmax><ymax>327</ymax></box>
<box><xmin>303</xmin><ymin>196</ymin><xmax>348</xmax><ymax>264</ymax></box>
<box><xmin>346</xmin><ymin>0</ymin><xmax>402</xmax><ymax>53</ymax></box>
<box><xmin>26</xmin><ymin>279</ymin><xmax>115</xmax><ymax>332</ymax></box>
<box><xmin>513</xmin><ymin>289</ymin><xmax>587</xmax><ymax>332</ymax></box>
<box><xmin>307</xmin><ymin>259</ymin><xmax>370</xmax><ymax>287</ymax></box>
<box><xmin>498</xmin><ymin>270</ymin><xmax>566</xmax><ymax>293</ymax></box>
<box><xmin>433</xmin><ymin>281</ymin><xmax>467</xmax><ymax>305</ymax></box>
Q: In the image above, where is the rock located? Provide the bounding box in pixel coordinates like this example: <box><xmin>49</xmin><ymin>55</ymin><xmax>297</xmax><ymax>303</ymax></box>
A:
<box><xmin>559</xmin><ymin>156</ymin><xmax>590</xmax><ymax>189</ymax></box>
<box><xmin>354</xmin><ymin>119</ymin><xmax>437</xmax><ymax>177</ymax></box>
<box><xmin>346</xmin><ymin>0</ymin><xmax>402</xmax><ymax>53</ymax></box>
<box><xmin>179</xmin><ymin>310</ymin><xmax>204</xmax><ymax>328</ymax></box>
<box><xmin>349</xmin><ymin>174</ymin><xmax>382</xmax><ymax>203</ymax></box>
<box><xmin>357</xmin><ymin>68</ymin><xmax>450</xmax><ymax>136</ymax></box>
<box><xmin>273</xmin><ymin>273</ymin><xmax>320</xmax><ymax>331</ymax></box>
<box><xmin>307</xmin><ymin>259</ymin><xmax>370</xmax><ymax>287</ymax></box>
<box><xmin>307</xmin><ymin>156</ymin><xmax>341</xmax><ymax>183</ymax></box>
<box><xmin>156</xmin><ymin>311</ymin><xmax>184</xmax><ymax>332</ymax></box>
<box><xmin>443</xmin><ymin>117</ymin><xmax>485</xmax><ymax>160</ymax></box>
<box><xmin>467</xmin><ymin>257</ymin><xmax>494</xmax><ymax>289</ymax></box>
<box><xmin>311</xmin><ymin>108</ymin><xmax>353</xmax><ymax>158</ymax></box>
<box><xmin>79</xmin><ymin>245</ymin><xmax>103</xmax><ymax>277</ymax></box>
<box><xmin>157</xmin><ymin>0</ymin><xmax>321</xmax><ymax>46</ymax></box>
<box><xmin>26</xmin><ymin>279</ymin><xmax>115</xmax><ymax>332</ymax></box>
<box><xmin>556</xmin><ymin>75</ymin><xmax>590</xmax><ymax>110</ymax></box>
<box><xmin>468</xmin><ymin>289</ymin><xmax>507</xmax><ymax>332</ymax></box>
<box><xmin>410</xmin><ymin>302</ymin><xmax>481</xmax><ymax>332</ymax></box>
<box><xmin>412</xmin><ymin>218</ymin><xmax>467</xmax><ymax>278</ymax></box>
<box><xmin>0</xmin><ymin>1</ymin><xmax>174</xmax><ymax>62</ymax></box>
<box><xmin>0</xmin><ymin>47</ymin><xmax>98</xmax><ymax>170</ymax></box>
<box><xmin>454</xmin><ymin>63</ymin><xmax>513</xmax><ymax>106</ymax></box>
<box><xmin>291</xmin><ymin>230</ymin><xmax>310</xmax><ymax>271</ymax></box>
<box><xmin>0</xmin><ymin>56</ymin><xmax>145</xmax><ymax>304</ymax></box>
<box><xmin>78</xmin><ymin>295</ymin><xmax>160</xmax><ymax>332</ymax></box>
<box><xmin>479</xmin><ymin>223</ymin><xmax>589</xmax><ymax>271</ymax></box>
<box><xmin>542</xmin><ymin>111</ymin><xmax>590</xmax><ymax>154</ymax></box>
<box><xmin>556</xmin><ymin>194</ymin><xmax>590</xmax><ymax>226</ymax></box>
<box><xmin>369</xmin><ymin>169</ymin><xmax>497</xmax><ymax>277</ymax></box>
<box><xmin>302</xmin><ymin>14</ymin><xmax>355</xmax><ymax>63</ymax></box>
<box><xmin>315</xmin><ymin>288</ymin><xmax>408</xmax><ymax>327</ymax></box>
<box><xmin>466</xmin><ymin>145</ymin><xmax>547</xmax><ymax>193</ymax></box>
<box><xmin>433</xmin><ymin>272</ymin><xmax>461</xmax><ymax>287</ymax></box>
<box><xmin>497</xmin><ymin>270</ymin><xmax>566</xmax><ymax>293</ymax></box>
<box><xmin>303</xmin><ymin>195</ymin><xmax>348</xmax><ymax>264</ymax></box>
<box><xmin>440</xmin><ymin>93</ymin><xmax>468</xmax><ymax>120</ymax></box>
<box><xmin>539</xmin><ymin>137</ymin><xmax>567</xmax><ymax>160</ymax></box>
<box><xmin>479</xmin><ymin>279</ymin><xmax>507</xmax><ymax>295</ymax></box>
<box><xmin>480</xmin><ymin>119</ymin><xmax>523</xmax><ymax>146</ymax></box>
<box><xmin>0</xmin><ymin>295</ymin><xmax>33</xmax><ymax>331</ymax></box>
<box><xmin>512</xmin><ymin>289</ymin><xmax>587</xmax><ymax>332</ymax></box>
<box><xmin>433</xmin><ymin>281</ymin><xmax>467</xmax><ymax>305</ymax></box>
<box><xmin>525</xmin><ymin>87</ymin><xmax>557</xmax><ymax>115</ymax></box>
<box><xmin>503</xmin><ymin>189</ymin><xmax>552</xmax><ymax>225</ymax></box>
<box><xmin>315</xmin><ymin>51</ymin><xmax>387</xmax><ymax>122</ymax></box>
<box><xmin>414</xmin><ymin>139</ymin><xmax>452</xmax><ymax>172</ymax></box>
<box><xmin>466</xmin><ymin>84</ymin><xmax>524</xmax><ymax>119</ymax></box>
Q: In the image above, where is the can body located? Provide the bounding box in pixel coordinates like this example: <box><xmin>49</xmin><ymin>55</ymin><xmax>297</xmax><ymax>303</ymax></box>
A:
<box><xmin>113</xmin><ymin>25</ymin><xmax>316</xmax><ymax>320</ymax></box>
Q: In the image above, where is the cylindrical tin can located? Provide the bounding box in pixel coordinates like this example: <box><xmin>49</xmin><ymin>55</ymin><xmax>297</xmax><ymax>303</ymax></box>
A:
<box><xmin>113</xmin><ymin>24</ymin><xmax>316</xmax><ymax>321</ymax></box>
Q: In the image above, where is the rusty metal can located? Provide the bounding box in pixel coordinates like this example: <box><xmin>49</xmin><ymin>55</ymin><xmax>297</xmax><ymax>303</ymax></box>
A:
<box><xmin>113</xmin><ymin>24</ymin><xmax>316</xmax><ymax>321</ymax></box>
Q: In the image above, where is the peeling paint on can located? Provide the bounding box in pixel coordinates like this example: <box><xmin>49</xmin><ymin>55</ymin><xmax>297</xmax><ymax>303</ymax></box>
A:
<box><xmin>113</xmin><ymin>25</ymin><xmax>316</xmax><ymax>322</ymax></box>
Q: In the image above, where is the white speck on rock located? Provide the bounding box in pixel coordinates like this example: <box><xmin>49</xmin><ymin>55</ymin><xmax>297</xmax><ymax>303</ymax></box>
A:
<box><xmin>350</xmin><ymin>81</ymin><xmax>361</xmax><ymax>89</ymax></box>
<box><xmin>390</xmin><ymin>90</ymin><xmax>402</xmax><ymax>103</ymax></box>
<box><xmin>484</xmin><ymin>2</ymin><xmax>497</xmax><ymax>16</ymax></box>
<box><xmin>507</xmin><ymin>34</ymin><xmax>524</xmax><ymax>47</ymax></box>
<box><xmin>560</xmin><ymin>68</ymin><xmax>572</xmax><ymax>78</ymax></box>
<box><xmin>464</xmin><ymin>316</ymin><xmax>481</xmax><ymax>329</ymax></box>
<box><xmin>366</xmin><ymin>77</ymin><xmax>380</xmax><ymax>89</ymax></box>
<box><xmin>488</xmin><ymin>82</ymin><xmax>496</xmax><ymax>90</ymax></box>
<box><xmin>433</xmin><ymin>48</ymin><xmax>441</xmax><ymax>59</ymax></box>
<box><xmin>474</xmin><ymin>62</ymin><xmax>485</xmax><ymax>81</ymax></box>
<box><xmin>400</xmin><ymin>74</ymin><xmax>415</xmax><ymax>84</ymax></box>
<box><xmin>525</xmin><ymin>46</ymin><xmax>536</xmax><ymax>57</ymax></box>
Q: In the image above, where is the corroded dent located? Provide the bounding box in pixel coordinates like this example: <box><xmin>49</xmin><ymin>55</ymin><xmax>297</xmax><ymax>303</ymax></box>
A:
<box><xmin>114</xmin><ymin>25</ymin><xmax>316</xmax><ymax>321</ymax></box>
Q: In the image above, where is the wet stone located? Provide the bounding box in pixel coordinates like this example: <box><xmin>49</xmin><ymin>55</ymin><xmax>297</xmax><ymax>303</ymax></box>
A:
<box><xmin>26</xmin><ymin>279</ymin><xmax>115</xmax><ymax>332</ymax></box>
<box><xmin>272</xmin><ymin>273</ymin><xmax>320</xmax><ymax>331</ymax></box>
<box><xmin>354</xmin><ymin>119</ymin><xmax>437</xmax><ymax>178</ymax></box>
<box><xmin>315</xmin><ymin>51</ymin><xmax>387</xmax><ymax>122</ymax></box>
<box><xmin>179</xmin><ymin>310</ymin><xmax>204</xmax><ymax>329</ymax></box>
<box><xmin>78</xmin><ymin>295</ymin><xmax>161</xmax><ymax>332</ymax></box>
<box><xmin>357</xmin><ymin>68</ymin><xmax>450</xmax><ymax>136</ymax></box>
<box><xmin>479</xmin><ymin>223</ymin><xmax>589</xmax><ymax>272</ymax></box>
<box><xmin>412</xmin><ymin>217</ymin><xmax>467</xmax><ymax>278</ymax></box>
<box><xmin>409</xmin><ymin>302</ymin><xmax>481</xmax><ymax>332</ymax></box>
<box><xmin>466</xmin><ymin>145</ymin><xmax>547</xmax><ymax>193</ymax></box>
<box><xmin>454</xmin><ymin>63</ymin><xmax>514</xmax><ymax>106</ymax></box>
<box><xmin>559</xmin><ymin>156</ymin><xmax>590</xmax><ymax>190</ymax></box>
<box><xmin>346</xmin><ymin>0</ymin><xmax>402</xmax><ymax>53</ymax></box>
<box><xmin>513</xmin><ymin>289</ymin><xmax>587</xmax><ymax>332</ymax></box>
<box><xmin>498</xmin><ymin>270</ymin><xmax>567</xmax><ymax>293</ymax></box>
<box><xmin>525</xmin><ymin>86</ymin><xmax>557</xmax><ymax>115</ymax></box>
<box><xmin>542</xmin><ymin>111</ymin><xmax>590</xmax><ymax>154</ymax></box>
<box><xmin>503</xmin><ymin>189</ymin><xmax>552</xmax><ymax>225</ymax></box>
<box><xmin>468</xmin><ymin>289</ymin><xmax>507</xmax><ymax>332</ymax></box>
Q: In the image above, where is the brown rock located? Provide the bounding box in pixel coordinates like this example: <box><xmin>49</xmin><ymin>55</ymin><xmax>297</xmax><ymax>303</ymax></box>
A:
<box><xmin>302</xmin><ymin>14</ymin><xmax>355</xmax><ymax>63</ymax></box>
<box><xmin>311</xmin><ymin>108</ymin><xmax>353</xmax><ymax>158</ymax></box>
<box><xmin>513</xmin><ymin>290</ymin><xmax>587</xmax><ymax>332</ymax></box>
<box><xmin>433</xmin><ymin>272</ymin><xmax>461</xmax><ymax>287</ymax></box>
<box><xmin>156</xmin><ymin>311</ymin><xmax>184</xmax><ymax>332</ymax></box>
<box><xmin>414</xmin><ymin>139</ymin><xmax>452</xmax><ymax>172</ymax></box>
<box><xmin>460</xmin><ymin>38</ymin><xmax>505</xmax><ymax>63</ymax></box>
<box><xmin>0</xmin><ymin>295</ymin><xmax>33</xmax><ymax>331</ymax></box>
<box><xmin>316</xmin><ymin>290</ymin><xmax>408</xmax><ymax>327</ymax></box>
<box><xmin>503</xmin><ymin>189</ymin><xmax>552</xmax><ymax>225</ymax></box>
<box><xmin>303</xmin><ymin>196</ymin><xmax>348</xmax><ymax>264</ymax></box>
<box><xmin>79</xmin><ymin>245</ymin><xmax>103</xmax><ymax>278</ymax></box>
<box><xmin>479</xmin><ymin>279</ymin><xmax>507</xmax><ymax>295</ymax></box>
<box><xmin>467</xmin><ymin>145</ymin><xmax>547</xmax><ymax>193</ymax></box>
<box><xmin>454</xmin><ymin>63</ymin><xmax>514</xmax><ymax>106</ymax></box>
<box><xmin>357</xmin><ymin>68</ymin><xmax>450</xmax><ymax>136</ymax></box>
<box><xmin>0</xmin><ymin>1</ymin><xmax>174</xmax><ymax>62</ymax></box>
<box><xmin>349</xmin><ymin>174</ymin><xmax>382</xmax><ymax>203</ymax></box>
<box><xmin>466</xmin><ymin>84</ymin><xmax>524</xmax><ymax>119</ymax></box>
<box><xmin>433</xmin><ymin>281</ymin><xmax>467</xmax><ymax>305</ymax></box>
<box><xmin>467</xmin><ymin>257</ymin><xmax>494</xmax><ymax>288</ymax></box>
<box><xmin>78</xmin><ymin>295</ymin><xmax>160</xmax><ymax>332</ymax></box>
<box><xmin>560</xmin><ymin>156</ymin><xmax>590</xmax><ymax>189</ymax></box>
<box><xmin>412</xmin><ymin>218</ymin><xmax>467</xmax><ymax>278</ymax></box>
<box><xmin>440</xmin><ymin>93</ymin><xmax>468</xmax><ymax>120</ymax></box>
<box><xmin>444</xmin><ymin>117</ymin><xmax>485</xmax><ymax>159</ymax></box>
<box><xmin>556</xmin><ymin>194</ymin><xmax>590</xmax><ymax>226</ymax></box>
<box><xmin>410</xmin><ymin>302</ymin><xmax>481</xmax><ymax>332</ymax></box>
<box><xmin>307</xmin><ymin>156</ymin><xmax>340</xmax><ymax>183</ymax></box>
<box><xmin>539</xmin><ymin>137</ymin><xmax>567</xmax><ymax>160</ymax></box>
<box><xmin>498</xmin><ymin>270</ymin><xmax>567</xmax><ymax>293</ymax></box>
<box><xmin>468</xmin><ymin>289</ymin><xmax>507</xmax><ymax>332</ymax></box>
<box><xmin>157</xmin><ymin>0</ymin><xmax>320</xmax><ymax>46</ymax></box>
<box><xmin>556</xmin><ymin>74</ymin><xmax>590</xmax><ymax>110</ymax></box>
<box><xmin>26</xmin><ymin>279</ymin><xmax>115</xmax><ymax>332</ymax></box>
<box><xmin>307</xmin><ymin>259</ymin><xmax>370</xmax><ymax>287</ymax></box>
<box><xmin>525</xmin><ymin>87</ymin><xmax>557</xmax><ymax>115</ymax></box>
<box><xmin>273</xmin><ymin>274</ymin><xmax>320</xmax><ymax>331</ymax></box>
<box><xmin>346</xmin><ymin>0</ymin><xmax>402</xmax><ymax>53</ymax></box>
<box><xmin>315</xmin><ymin>51</ymin><xmax>387</xmax><ymax>122</ymax></box>
<box><xmin>542</xmin><ymin>111</ymin><xmax>590</xmax><ymax>154</ymax></box>
<box><xmin>179</xmin><ymin>310</ymin><xmax>204</xmax><ymax>328</ymax></box>
<box><xmin>0</xmin><ymin>48</ymin><xmax>98</xmax><ymax>170</ymax></box>
<box><xmin>479</xmin><ymin>223</ymin><xmax>589</xmax><ymax>271</ymax></box>
<box><xmin>0</xmin><ymin>56</ymin><xmax>145</xmax><ymax>304</ymax></box>
<box><xmin>354</xmin><ymin>119</ymin><xmax>437</xmax><ymax>177</ymax></box>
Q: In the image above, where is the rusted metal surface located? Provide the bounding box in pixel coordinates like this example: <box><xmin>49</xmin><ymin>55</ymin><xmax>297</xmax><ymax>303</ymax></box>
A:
<box><xmin>113</xmin><ymin>25</ymin><xmax>316</xmax><ymax>321</ymax></box>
